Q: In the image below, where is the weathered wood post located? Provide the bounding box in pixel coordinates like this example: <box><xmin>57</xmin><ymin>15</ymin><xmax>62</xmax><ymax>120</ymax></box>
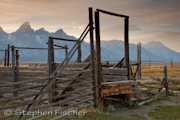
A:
<box><xmin>77</xmin><ymin>41</ymin><xmax>81</xmax><ymax>62</ymax></box>
<box><xmin>65</xmin><ymin>45</ymin><xmax>68</xmax><ymax>57</ymax></box>
<box><xmin>48</xmin><ymin>37</ymin><xmax>56</xmax><ymax>103</ymax></box>
<box><xmin>95</xmin><ymin>10</ymin><xmax>102</xmax><ymax>108</ymax></box>
<box><xmin>124</xmin><ymin>17</ymin><xmax>130</xmax><ymax>80</ymax></box>
<box><xmin>16</xmin><ymin>50</ymin><xmax>19</xmax><ymax>83</ymax></box>
<box><xmin>171</xmin><ymin>59</ymin><xmax>173</xmax><ymax>68</ymax></box>
<box><xmin>4</xmin><ymin>49</ymin><xmax>7</xmax><ymax>66</ymax></box>
<box><xmin>7</xmin><ymin>44</ymin><xmax>10</xmax><ymax>66</ymax></box>
<box><xmin>11</xmin><ymin>45</ymin><xmax>16</xmax><ymax>97</ymax></box>
<box><xmin>137</xmin><ymin>42</ymin><xmax>141</xmax><ymax>79</ymax></box>
<box><xmin>89</xmin><ymin>7</ymin><xmax>97</xmax><ymax>108</ymax></box>
<box><xmin>164</xmin><ymin>65</ymin><xmax>169</xmax><ymax>94</ymax></box>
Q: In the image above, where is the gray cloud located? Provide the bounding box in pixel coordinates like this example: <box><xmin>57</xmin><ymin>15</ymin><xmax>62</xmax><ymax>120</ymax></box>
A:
<box><xmin>0</xmin><ymin>0</ymin><xmax>180</xmax><ymax>52</ymax></box>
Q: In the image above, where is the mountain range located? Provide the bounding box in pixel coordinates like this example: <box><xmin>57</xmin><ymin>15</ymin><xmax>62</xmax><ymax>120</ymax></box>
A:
<box><xmin>0</xmin><ymin>22</ymin><xmax>180</xmax><ymax>62</ymax></box>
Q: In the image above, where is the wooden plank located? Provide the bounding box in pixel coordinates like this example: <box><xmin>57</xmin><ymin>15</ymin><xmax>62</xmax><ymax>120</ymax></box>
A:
<box><xmin>138</xmin><ymin>94</ymin><xmax>166</xmax><ymax>106</ymax></box>
<box><xmin>102</xmin><ymin>68</ymin><xmax>128</xmax><ymax>75</ymax></box>
<box><xmin>0</xmin><ymin>83</ymin><xmax>48</xmax><ymax>94</ymax></box>
<box><xmin>101</xmin><ymin>85</ymin><xmax>132</xmax><ymax>97</ymax></box>
<box><xmin>101</xmin><ymin>80</ymin><xmax>138</xmax><ymax>87</ymax></box>
<box><xmin>0</xmin><ymin>76</ymin><xmax>11</xmax><ymax>81</ymax></box>
<box><xmin>103</xmin><ymin>75</ymin><xmax>127</xmax><ymax>82</ymax></box>
<box><xmin>19</xmin><ymin>72</ymin><xmax>48</xmax><ymax>77</ymax></box>
<box><xmin>132</xmin><ymin>86</ymin><xmax>164</xmax><ymax>94</ymax></box>
<box><xmin>119</xmin><ymin>85</ymin><xmax>132</xmax><ymax>94</ymax></box>
<box><xmin>62</xmin><ymin>68</ymin><xmax>84</xmax><ymax>71</ymax></box>
<box><xmin>59</xmin><ymin>69</ymin><xmax>92</xmax><ymax>77</ymax></box>
<box><xmin>0</xmin><ymin>71</ymin><xmax>12</xmax><ymax>76</ymax></box>
<box><xmin>49</xmin><ymin>37</ymin><xmax>78</xmax><ymax>42</ymax></box>
<box><xmin>55</xmin><ymin>74</ymin><xmax>92</xmax><ymax>84</ymax></box>
<box><xmin>0</xmin><ymin>91</ymin><xmax>40</xmax><ymax>103</ymax></box>
<box><xmin>18</xmin><ymin>89</ymin><xmax>40</xmax><ymax>94</ymax></box>
<box><xmin>0</xmin><ymin>66</ymin><xmax>49</xmax><ymax>71</ymax></box>
<box><xmin>55</xmin><ymin>62</ymin><xmax>89</xmax><ymax>69</ymax></box>
<box><xmin>0</xmin><ymin>71</ymin><xmax>48</xmax><ymax>77</ymax></box>
<box><xmin>0</xmin><ymin>67</ymin><xmax>12</xmax><ymax>71</ymax></box>
<box><xmin>101</xmin><ymin>87</ymin><xmax>119</xmax><ymax>94</ymax></box>
<box><xmin>18</xmin><ymin>67</ymin><xmax>48</xmax><ymax>71</ymax></box>
<box><xmin>97</xmin><ymin>9</ymin><xmax>128</xmax><ymax>18</ymax></box>
<box><xmin>0</xmin><ymin>77</ymin><xmax>52</xmax><ymax>87</ymax></box>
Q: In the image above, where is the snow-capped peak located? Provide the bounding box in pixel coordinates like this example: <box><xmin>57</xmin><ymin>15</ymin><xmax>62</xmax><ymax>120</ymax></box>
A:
<box><xmin>17</xmin><ymin>22</ymin><xmax>33</xmax><ymax>32</ymax></box>
<box><xmin>38</xmin><ymin>27</ymin><xmax>46</xmax><ymax>31</ymax></box>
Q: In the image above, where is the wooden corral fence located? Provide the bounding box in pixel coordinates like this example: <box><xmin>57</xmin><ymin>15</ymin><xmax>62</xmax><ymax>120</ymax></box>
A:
<box><xmin>0</xmin><ymin>8</ymin><xmax>95</xmax><ymax>120</ymax></box>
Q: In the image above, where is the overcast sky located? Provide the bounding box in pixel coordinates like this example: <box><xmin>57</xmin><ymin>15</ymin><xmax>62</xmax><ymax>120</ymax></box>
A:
<box><xmin>0</xmin><ymin>0</ymin><xmax>180</xmax><ymax>52</ymax></box>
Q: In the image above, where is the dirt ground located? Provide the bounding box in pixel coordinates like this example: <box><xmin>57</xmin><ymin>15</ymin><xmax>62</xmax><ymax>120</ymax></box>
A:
<box><xmin>114</xmin><ymin>63</ymin><xmax>180</xmax><ymax>120</ymax></box>
<box><xmin>111</xmin><ymin>94</ymin><xmax>180</xmax><ymax>120</ymax></box>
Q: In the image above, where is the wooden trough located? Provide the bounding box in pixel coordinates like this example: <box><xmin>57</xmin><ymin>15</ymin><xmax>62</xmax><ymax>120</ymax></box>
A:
<box><xmin>100</xmin><ymin>68</ymin><xmax>138</xmax><ymax>105</ymax></box>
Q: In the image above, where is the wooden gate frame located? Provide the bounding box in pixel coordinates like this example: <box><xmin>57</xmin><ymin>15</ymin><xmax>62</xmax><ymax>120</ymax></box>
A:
<box><xmin>94</xmin><ymin>9</ymin><xmax>130</xmax><ymax>108</ymax></box>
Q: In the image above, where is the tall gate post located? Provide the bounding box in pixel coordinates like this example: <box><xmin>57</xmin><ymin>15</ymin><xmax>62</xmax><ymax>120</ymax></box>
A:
<box><xmin>4</xmin><ymin>49</ymin><xmax>7</xmax><ymax>66</ymax></box>
<box><xmin>89</xmin><ymin>7</ymin><xmax>97</xmax><ymax>108</ymax></box>
<box><xmin>137</xmin><ymin>42</ymin><xmax>141</xmax><ymax>79</ymax></box>
<box><xmin>11</xmin><ymin>45</ymin><xmax>16</xmax><ymax>97</ymax></box>
<box><xmin>7</xmin><ymin>44</ymin><xmax>10</xmax><ymax>66</ymax></box>
<box><xmin>16</xmin><ymin>50</ymin><xmax>19</xmax><ymax>84</ymax></box>
<box><xmin>95</xmin><ymin>10</ymin><xmax>102</xmax><ymax>108</ymax></box>
<box><xmin>124</xmin><ymin>17</ymin><xmax>130</xmax><ymax>80</ymax></box>
<box><xmin>48</xmin><ymin>38</ymin><xmax>56</xmax><ymax>103</ymax></box>
<box><xmin>164</xmin><ymin>65</ymin><xmax>169</xmax><ymax>94</ymax></box>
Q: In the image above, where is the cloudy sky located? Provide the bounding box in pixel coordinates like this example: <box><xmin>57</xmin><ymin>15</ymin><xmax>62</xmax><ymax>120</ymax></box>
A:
<box><xmin>0</xmin><ymin>0</ymin><xmax>180</xmax><ymax>52</ymax></box>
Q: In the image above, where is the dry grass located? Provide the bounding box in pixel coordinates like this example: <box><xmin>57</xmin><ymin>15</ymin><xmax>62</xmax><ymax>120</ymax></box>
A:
<box><xmin>140</xmin><ymin>63</ymin><xmax>180</xmax><ymax>80</ymax></box>
<box><xmin>134</xmin><ymin>63</ymin><xmax>180</xmax><ymax>92</ymax></box>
